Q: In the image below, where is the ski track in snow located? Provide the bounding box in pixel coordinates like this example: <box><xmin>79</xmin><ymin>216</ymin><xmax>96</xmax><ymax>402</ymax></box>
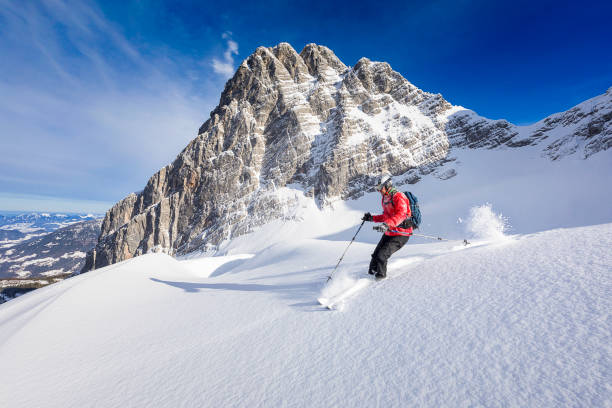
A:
<box><xmin>0</xmin><ymin>222</ymin><xmax>610</xmax><ymax>407</ymax></box>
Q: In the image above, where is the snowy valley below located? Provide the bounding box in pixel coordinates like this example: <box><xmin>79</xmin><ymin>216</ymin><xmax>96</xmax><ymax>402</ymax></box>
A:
<box><xmin>1</xmin><ymin>144</ymin><xmax>610</xmax><ymax>407</ymax></box>
<box><xmin>0</xmin><ymin>214</ymin><xmax>102</xmax><ymax>304</ymax></box>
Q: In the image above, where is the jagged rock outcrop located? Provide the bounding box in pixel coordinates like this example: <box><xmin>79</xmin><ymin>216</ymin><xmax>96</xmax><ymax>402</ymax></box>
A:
<box><xmin>83</xmin><ymin>43</ymin><xmax>612</xmax><ymax>271</ymax></box>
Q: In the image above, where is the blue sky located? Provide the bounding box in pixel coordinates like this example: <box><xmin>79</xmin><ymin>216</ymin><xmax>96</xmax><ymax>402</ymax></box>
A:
<box><xmin>1</xmin><ymin>0</ymin><xmax>611</xmax><ymax>213</ymax></box>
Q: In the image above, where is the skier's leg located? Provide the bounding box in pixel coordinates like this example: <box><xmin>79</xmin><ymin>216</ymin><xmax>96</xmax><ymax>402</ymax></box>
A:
<box><xmin>374</xmin><ymin>235</ymin><xmax>409</xmax><ymax>278</ymax></box>
<box><xmin>369</xmin><ymin>235</ymin><xmax>390</xmax><ymax>274</ymax></box>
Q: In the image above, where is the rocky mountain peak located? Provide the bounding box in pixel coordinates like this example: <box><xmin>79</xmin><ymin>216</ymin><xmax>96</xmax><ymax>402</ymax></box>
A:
<box><xmin>299</xmin><ymin>43</ymin><xmax>347</xmax><ymax>78</ymax></box>
<box><xmin>83</xmin><ymin>43</ymin><xmax>612</xmax><ymax>272</ymax></box>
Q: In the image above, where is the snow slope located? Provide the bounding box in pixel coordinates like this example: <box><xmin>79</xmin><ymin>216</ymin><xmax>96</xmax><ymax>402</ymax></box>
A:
<box><xmin>1</xmin><ymin>147</ymin><xmax>611</xmax><ymax>407</ymax></box>
<box><xmin>0</xmin><ymin>223</ymin><xmax>610</xmax><ymax>407</ymax></box>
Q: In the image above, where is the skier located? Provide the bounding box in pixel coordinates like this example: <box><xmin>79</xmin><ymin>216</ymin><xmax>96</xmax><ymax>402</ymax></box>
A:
<box><xmin>362</xmin><ymin>176</ymin><xmax>413</xmax><ymax>280</ymax></box>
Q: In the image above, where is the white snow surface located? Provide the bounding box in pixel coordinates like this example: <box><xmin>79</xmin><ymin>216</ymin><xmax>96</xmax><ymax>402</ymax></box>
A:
<box><xmin>1</xmin><ymin>147</ymin><xmax>611</xmax><ymax>407</ymax></box>
<box><xmin>1</xmin><ymin>224</ymin><xmax>610</xmax><ymax>407</ymax></box>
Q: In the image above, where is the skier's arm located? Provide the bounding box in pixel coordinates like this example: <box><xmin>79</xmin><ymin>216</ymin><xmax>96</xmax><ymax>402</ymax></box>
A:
<box><xmin>371</xmin><ymin>214</ymin><xmax>384</xmax><ymax>222</ymax></box>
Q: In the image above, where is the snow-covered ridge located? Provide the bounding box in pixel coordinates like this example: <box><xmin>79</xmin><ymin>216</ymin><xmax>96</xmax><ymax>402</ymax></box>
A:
<box><xmin>509</xmin><ymin>86</ymin><xmax>612</xmax><ymax>158</ymax></box>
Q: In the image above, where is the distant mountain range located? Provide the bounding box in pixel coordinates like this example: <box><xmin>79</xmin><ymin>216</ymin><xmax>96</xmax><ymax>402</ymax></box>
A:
<box><xmin>0</xmin><ymin>212</ymin><xmax>99</xmax><ymax>247</ymax></box>
<box><xmin>0</xmin><ymin>218</ymin><xmax>101</xmax><ymax>279</ymax></box>
<box><xmin>0</xmin><ymin>211</ymin><xmax>98</xmax><ymax>228</ymax></box>
<box><xmin>0</xmin><ymin>212</ymin><xmax>102</xmax><ymax>303</ymax></box>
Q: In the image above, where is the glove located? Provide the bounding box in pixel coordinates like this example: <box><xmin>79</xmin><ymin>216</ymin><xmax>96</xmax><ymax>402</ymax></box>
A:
<box><xmin>361</xmin><ymin>212</ymin><xmax>373</xmax><ymax>222</ymax></box>
<box><xmin>373</xmin><ymin>223</ymin><xmax>389</xmax><ymax>233</ymax></box>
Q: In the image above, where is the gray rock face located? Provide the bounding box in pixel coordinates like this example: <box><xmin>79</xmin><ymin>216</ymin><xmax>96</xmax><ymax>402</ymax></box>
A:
<box><xmin>83</xmin><ymin>43</ymin><xmax>612</xmax><ymax>272</ymax></box>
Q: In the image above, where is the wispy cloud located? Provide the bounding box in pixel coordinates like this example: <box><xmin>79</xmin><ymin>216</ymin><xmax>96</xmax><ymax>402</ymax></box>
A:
<box><xmin>212</xmin><ymin>32</ymin><xmax>239</xmax><ymax>78</ymax></box>
<box><xmin>0</xmin><ymin>0</ymin><xmax>230</xmax><ymax>210</ymax></box>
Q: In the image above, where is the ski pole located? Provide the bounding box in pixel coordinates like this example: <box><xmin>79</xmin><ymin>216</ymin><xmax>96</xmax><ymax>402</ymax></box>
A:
<box><xmin>326</xmin><ymin>220</ymin><xmax>365</xmax><ymax>282</ymax></box>
<box><xmin>412</xmin><ymin>233</ymin><xmax>470</xmax><ymax>246</ymax></box>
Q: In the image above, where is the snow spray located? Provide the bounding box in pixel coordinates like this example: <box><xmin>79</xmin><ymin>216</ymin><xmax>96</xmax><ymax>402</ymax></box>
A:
<box><xmin>320</xmin><ymin>268</ymin><xmax>357</xmax><ymax>300</ymax></box>
<box><xmin>466</xmin><ymin>204</ymin><xmax>510</xmax><ymax>241</ymax></box>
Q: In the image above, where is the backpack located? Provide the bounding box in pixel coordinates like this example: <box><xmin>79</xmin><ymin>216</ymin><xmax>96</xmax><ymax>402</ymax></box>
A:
<box><xmin>403</xmin><ymin>191</ymin><xmax>421</xmax><ymax>229</ymax></box>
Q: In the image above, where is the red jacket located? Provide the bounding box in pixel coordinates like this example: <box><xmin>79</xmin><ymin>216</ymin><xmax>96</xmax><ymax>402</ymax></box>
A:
<box><xmin>372</xmin><ymin>190</ymin><xmax>413</xmax><ymax>236</ymax></box>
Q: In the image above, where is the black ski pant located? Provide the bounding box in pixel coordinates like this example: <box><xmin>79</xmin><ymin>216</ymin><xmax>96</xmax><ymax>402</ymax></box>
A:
<box><xmin>368</xmin><ymin>234</ymin><xmax>410</xmax><ymax>277</ymax></box>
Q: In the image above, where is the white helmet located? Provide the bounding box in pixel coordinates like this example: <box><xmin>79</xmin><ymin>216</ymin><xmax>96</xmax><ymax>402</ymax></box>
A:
<box><xmin>375</xmin><ymin>175</ymin><xmax>393</xmax><ymax>191</ymax></box>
